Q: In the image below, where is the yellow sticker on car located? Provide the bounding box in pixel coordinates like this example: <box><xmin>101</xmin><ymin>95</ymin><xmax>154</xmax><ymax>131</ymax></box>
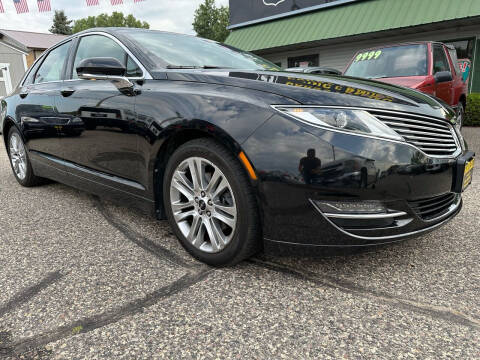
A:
<box><xmin>463</xmin><ymin>158</ymin><xmax>474</xmax><ymax>191</ymax></box>
<box><xmin>354</xmin><ymin>50</ymin><xmax>382</xmax><ymax>62</ymax></box>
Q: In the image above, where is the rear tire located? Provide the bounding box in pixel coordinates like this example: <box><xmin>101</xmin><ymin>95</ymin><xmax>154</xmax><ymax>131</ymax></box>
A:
<box><xmin>163</xmin><ymin>138</ymin><xmax>261</xmax><ymax>266</ymax></box>
<box><xmin>7</xmin><ymin>127</ymin><xmax>43</xmax><ymax>187</ymax></box>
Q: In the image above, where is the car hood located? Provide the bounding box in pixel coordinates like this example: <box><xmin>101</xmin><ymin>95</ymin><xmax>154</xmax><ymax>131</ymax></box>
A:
<box><xmin>158</xmin><ymin>69</ymin><xmax>454</xmax><ymax>120</ymax></box>
<box><xmin>374</xmin><ymin>76</ymin><xmax>429</xmax><ymax>89</ymax></box>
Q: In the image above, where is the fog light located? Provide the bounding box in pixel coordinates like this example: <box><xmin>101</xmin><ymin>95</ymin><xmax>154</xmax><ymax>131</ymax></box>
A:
<box><xmin>313</xmin><ymin>200</ymin><xmax>387</xmax><ymax>214</ymax></box>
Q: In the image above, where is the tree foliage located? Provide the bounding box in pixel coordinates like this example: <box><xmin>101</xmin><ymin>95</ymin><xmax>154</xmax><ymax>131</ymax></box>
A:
<box><xmin>465</xmin><ymin>93</ymin><xmax>480</xmax><ymax>126</ymax></box>
<box><xmin>193</xmin><ymin>0</ymin><xmax>230</xmax><ymax>42</ymax></box>
<box><xmin>49</xmin><ymin>10</ymin><xmax>73</xmax><ymax>35</ymax></box>
<box><xmin>72</xmin><ymin>12</ymin><xmax>150</xmax><ymax>34</ymax></box>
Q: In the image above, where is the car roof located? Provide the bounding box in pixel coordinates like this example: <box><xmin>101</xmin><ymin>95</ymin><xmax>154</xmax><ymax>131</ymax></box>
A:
<box><xmin>353</xmin><ymin>41</ymin><xmax>451</xmax><ymax>53</ymax></box>
<box><xmin>75</xmin><ymin>27</ymin><xmax>195</xmax><ymax>38</ymax></box>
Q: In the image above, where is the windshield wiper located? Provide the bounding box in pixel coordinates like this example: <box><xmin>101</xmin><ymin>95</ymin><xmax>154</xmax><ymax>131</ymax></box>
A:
<box><xmin>166</xmin><ymin>65</ymin><xmax>231</xmax><ymax>69</ymax></box>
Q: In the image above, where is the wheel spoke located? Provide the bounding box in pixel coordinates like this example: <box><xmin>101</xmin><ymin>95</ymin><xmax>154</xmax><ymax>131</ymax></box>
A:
<box><xmin>171</xmin><ymin>200</ymin><xmax>194</xmax><ymax>213</ymax></box>
<box><xmin>212</xmin><ymin>211</ymin><xmax>235</xmax><ymax>229</ymax></box>
<box><xmin>189</xmin><ymin>215</ymin><xmax>204</xmax><ymax>247</ymax></box>
<box><xmin>13</xmin><ymin>160</ymin><xmax>20</xmax><ymax>173</ymax></box>
<box><xmin>188</xmin><ymin>158</ymin><xmax>205</xmax><ymax>191</ymax></box>
<box><xmin>172</xmin><ymin>171</ymin><xmax>194</xmax><ymax>200</ymax></box>
<box><xmin>212</xmin><ymin>178</ymin><xmax>229</xmax><ymax>200</ymax></box>
<box><xmin>174</xmin><ymin>209</ymin><xmax>196</xmax><ymax>222</ymax></box>
<box><xmin>205</xmin><ymin>169</ymin><xmax>221</xmax><ymax>194</ymax></box>
<box><xmin>214</xmin><ymin>204</ymin><xmax>236</xmax><ymax>217</ymax></box>
<box><xmin>204</xmin><ymin>218</ymin><xmax>225</xmax><ymax>252</ymax></box>
<box><xmin>11</xmin><ymin>136</ymin><xmax>18</xmax><ymax>153</ymax></box>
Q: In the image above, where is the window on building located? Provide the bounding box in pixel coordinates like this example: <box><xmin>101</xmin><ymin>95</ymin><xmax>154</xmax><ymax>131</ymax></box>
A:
<box><xmin>288</xmin><ymin>54</ymin><xmax>319</xmax><ymax>68</ymax></box>
<box><xmin>445</xmin><ymin>39</ymin><xmax>475</xmax><ymax>60</ymax></box>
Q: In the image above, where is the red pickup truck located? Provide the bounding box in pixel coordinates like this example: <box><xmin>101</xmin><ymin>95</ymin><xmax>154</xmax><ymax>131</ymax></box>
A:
<box><xmin>344</xmin><ymin>42</ymin><xmax>468</xmax><ymax>125</ymax></box>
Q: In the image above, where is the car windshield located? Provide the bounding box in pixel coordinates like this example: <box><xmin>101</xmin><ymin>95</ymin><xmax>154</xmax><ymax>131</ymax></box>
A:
<box><xmin>344</xmin><ymin>44</ymin><xmax>428</xmax><ymax>79</ymax></box>
<box><xmin>121</xmin><ymin>30</ymin><xmax>281</xmax><ymax>71</ymax></box>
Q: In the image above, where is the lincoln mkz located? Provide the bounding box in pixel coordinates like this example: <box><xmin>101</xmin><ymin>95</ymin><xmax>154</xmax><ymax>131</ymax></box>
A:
<box><xmin>1</xmin><ymin>28</ymin><xmax>475</xmax><ymax>266</ymax></box>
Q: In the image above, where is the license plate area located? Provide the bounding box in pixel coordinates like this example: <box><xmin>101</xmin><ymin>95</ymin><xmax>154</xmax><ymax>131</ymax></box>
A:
<box><xmin>453</xmin><ymin>151</ymin><xmax>475</xmax><ymax>193</ymax></box>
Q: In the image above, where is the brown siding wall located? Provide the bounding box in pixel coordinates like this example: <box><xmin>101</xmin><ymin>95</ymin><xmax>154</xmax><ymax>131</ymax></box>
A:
<box><xmin>26</xmin><ymin>52</ymin><xmax>35</xmax><ymax>68</ymax></box>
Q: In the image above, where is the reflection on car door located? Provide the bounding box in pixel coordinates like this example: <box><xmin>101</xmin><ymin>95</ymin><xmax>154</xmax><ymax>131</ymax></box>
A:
<box><xmin>17</xmin><ymin>41</ymin><xmax>72</xmax><ymax>169</ymax></box>
<box><xmin>55</xmin><ymin>34</ymin><xmax>142</xmax><ymax>188</ymax></box>
<box><xmin>433</xmin><ymin>44</ymin><xmax>453</xmax><ymax>104</ymax></box>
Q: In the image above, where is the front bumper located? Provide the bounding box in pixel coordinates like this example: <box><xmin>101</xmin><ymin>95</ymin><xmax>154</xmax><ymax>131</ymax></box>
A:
<box><xmin>242</xmin><ymin>113</ymin><xmax>470</xmax><ymax>247</ymax></box>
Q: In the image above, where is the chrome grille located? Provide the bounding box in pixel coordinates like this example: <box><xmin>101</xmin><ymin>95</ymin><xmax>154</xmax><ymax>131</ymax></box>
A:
<box><xmin>370</xmin><ymin>110</ymin><xmax>459</xmax><ymax>157</ymax></box>
<box><xmin>408</xmin><ymin>193</ymin><xmax>457</xmax><ymax>221</ymax></box>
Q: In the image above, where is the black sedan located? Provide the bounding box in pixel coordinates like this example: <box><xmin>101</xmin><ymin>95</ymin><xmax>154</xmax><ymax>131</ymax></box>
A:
<box><xmin>1</xmin><ymin>28</ymin><xmax>475</xmax><ymax>266</ymax></box>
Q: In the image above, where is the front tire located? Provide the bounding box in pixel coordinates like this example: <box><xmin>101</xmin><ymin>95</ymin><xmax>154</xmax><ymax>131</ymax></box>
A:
<box><xmin>7</xmin><ymin>127</ymin><xmax>42</xmax><ymax>187</ymax></box>
<box><xmin>163</xmin><ymin>139</ymin><xmax>260</xmax><ymax>266</ymax></box>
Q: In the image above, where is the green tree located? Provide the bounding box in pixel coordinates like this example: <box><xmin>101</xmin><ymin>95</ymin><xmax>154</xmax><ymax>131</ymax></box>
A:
<box><xmin>49</xmin><ymin>10</ymin><xmax>73</xmax><ymax>35</ymax></box>
<box><xmin>193</xmin><ymin>0</ymin><xmax>230</xmax><ymax>42</ymax></box>
<box><xmin>72</xmin><ymin>12</ymin><xmax>150</xmax><ymax>34</ymax></box>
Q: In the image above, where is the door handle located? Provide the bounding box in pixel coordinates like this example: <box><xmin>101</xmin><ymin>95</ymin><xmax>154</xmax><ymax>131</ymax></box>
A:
<box><xmin>61</xmin><ymin>88</ymin><xmax>76</xmax><ymax>97</ymax></box>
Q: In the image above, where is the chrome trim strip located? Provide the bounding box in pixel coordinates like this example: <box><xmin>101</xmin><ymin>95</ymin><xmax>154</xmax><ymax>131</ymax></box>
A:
<box><xmin>389</xmin><ymin>128</ymin><xmax>454</xmax><ymax>138</ymax></box>
<box><xmin>22</xmin><ymin>31</ymin><xmax>152</xmax><ymax>87</ymax></box>
<box><xmin>273</xmin><ymin>105</ymin><xmax>461</xmax><ymax>159</ymax></box>
<box><xmin>411</xmin><ymin>194</ymin><xmax>461</xmax><ymax>224</ymax></box>
<box><xmin>309</xmin><ymin>198</ymin><xmax>462</xmax><ymax>241</ymax></box>
<box><xmin>31</xmin><ymin>151</ymin><xmax>146</xmax><ymax>191</ymax></box>
<box><xmin>373</xmin><ymin>113</ymin><xmax>450</xmax><ymax>126</ymax></box>
<box><xmin>382</xmin><ymin>121</ymin><xmax>452</xmax><ymax>134</ymax></box>
<box><xmin>404</xmin><ymin>135</ymin><xmax>457</xmax><ymax>143</ymax></box>
<box><xmin>73</xmin><ymin>31</ymin><xmax>152</xmax><ymax>80</ymax></box>
<box><xmin>323</xmin><ymin>211</ymin><xmax>407</xmax><ymax>219</ymax></box>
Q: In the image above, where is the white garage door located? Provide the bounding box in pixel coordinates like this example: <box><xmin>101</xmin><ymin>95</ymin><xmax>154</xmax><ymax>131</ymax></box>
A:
<box><xmin>0</xmin><ymin>63</ymin><xmax>13</xmax><ymax>97</ymax></box>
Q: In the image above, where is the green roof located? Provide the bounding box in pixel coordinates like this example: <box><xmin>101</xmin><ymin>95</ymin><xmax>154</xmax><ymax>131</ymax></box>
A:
<box><xmin>225</xmin><ymin>0</ymin><xmax>480</xmax><ymax>52</ymax></box>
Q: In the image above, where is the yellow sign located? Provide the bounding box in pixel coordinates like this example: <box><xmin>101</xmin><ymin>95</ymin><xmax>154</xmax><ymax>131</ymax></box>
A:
<box><xmin>463</xmin><ymin>158</ymin><xmax>475</xmax><ymax>190</ymax></box>
<box><xmin>354</xmin><ymin>50</ymin><xmax>382</xmax><ymax>62</ymax></box>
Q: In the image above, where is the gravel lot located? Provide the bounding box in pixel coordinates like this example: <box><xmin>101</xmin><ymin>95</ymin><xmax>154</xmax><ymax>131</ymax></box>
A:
<box><xmin>0</xmin><ymin>129</ymin><xmax>479</xmax><ymax>360</ymax></box>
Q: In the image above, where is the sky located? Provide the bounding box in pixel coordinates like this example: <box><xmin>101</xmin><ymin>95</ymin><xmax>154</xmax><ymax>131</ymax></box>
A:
<box><xmin>0</xmin><ymin>0</ymin><xmax>229</xmax><ymax>34</ymax></box>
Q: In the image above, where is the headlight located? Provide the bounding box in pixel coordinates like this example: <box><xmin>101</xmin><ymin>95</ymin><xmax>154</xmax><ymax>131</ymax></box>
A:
<box><xmin>452</xmin><ymin>117</ymin><xmax>466</xmax><ymax>151</ymax></box>
<box><xmin>274</xmin><ymin>106</ymin><xmax>404</xmax><ymax>141</ymax></box>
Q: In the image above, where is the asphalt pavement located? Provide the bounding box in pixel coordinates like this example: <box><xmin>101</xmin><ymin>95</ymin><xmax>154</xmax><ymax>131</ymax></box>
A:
<box><xmin>0</xmin><ymin>129</ymin><xmax>479</xmax><ymax>359</ymax></box>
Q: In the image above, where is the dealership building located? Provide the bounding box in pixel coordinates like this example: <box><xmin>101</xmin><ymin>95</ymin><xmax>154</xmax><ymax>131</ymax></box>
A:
<box><xmin>225</xmin><ymin>0</ymin><xmax>480</xmax><ymax>93</ymax></box>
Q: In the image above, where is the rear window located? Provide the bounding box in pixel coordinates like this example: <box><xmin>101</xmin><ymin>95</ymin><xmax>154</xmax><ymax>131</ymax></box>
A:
<box><xmin>345</xmin><ymin>44</ymin><xmax>428</xmax><ymax>79</ymax></box>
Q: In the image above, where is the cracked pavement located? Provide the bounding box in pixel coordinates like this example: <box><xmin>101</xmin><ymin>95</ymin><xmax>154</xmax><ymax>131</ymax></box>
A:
<box><xmin>0</xmin><ymin>128</ymin><xmax>479</xmax><ymax>359</ymax></box>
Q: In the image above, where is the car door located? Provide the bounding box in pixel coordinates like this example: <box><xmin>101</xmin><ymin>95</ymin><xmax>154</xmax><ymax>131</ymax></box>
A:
<box><xmin>15</xmin><ymin>40</ymin><xmax>72</xmax><ymax>164</ymax></box>
<box><xmin>55</xmin><ymin>34</ymin><xmax>142</xmax><ymax>185</ymax></box>
<box><xmin>432</xmin><ymin>44</ymin><xmax>453</xmax><ymax>105</ymax></box>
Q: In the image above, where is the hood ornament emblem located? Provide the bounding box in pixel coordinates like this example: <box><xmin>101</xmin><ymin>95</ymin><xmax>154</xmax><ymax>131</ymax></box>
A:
<box><xmin>263</xmin><ymin>0</ymin><xmax>286</xmax><ymax>6</ymax></box>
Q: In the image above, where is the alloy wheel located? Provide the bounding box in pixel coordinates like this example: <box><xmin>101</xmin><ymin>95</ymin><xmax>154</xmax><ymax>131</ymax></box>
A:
<box><xmin>9</xmin><ymin>133</ymin><xmax>27</xmax><ymax>180</ymax></box>
<box><xmin>169</xmin><ymin>156</ymin><xmax>237</xmax><ymax>254</ymax></box>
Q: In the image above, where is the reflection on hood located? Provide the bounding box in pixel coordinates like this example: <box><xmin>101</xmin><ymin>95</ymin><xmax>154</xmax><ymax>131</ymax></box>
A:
<box><xmin>229</xmin><ymin>72</ymin><xmax>412</xmax><ymax>106</ymax></box>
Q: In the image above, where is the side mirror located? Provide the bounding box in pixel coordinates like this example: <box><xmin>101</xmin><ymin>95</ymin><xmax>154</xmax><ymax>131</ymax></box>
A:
<box><xmin>76</xmin><ymin>57</ymin><xmax>126</xmax><ymax>77</ymax></box>
<box><xmin>434</xmin><ymin>71</ymin><xmax>453</xmax><ymax>83</ymax></box>
<box><xmin>76</xmin><ymin>57</ymin><xmax>134</xmax><ymax>90</ymax></box>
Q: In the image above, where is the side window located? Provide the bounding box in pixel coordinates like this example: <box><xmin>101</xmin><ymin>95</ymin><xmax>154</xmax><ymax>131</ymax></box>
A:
<box><xmin>34</xmin><ymin>41</ymin><xmax>71</xmax><ymax>84</ymax></box>
<box><xmin>433</xmin><ymin>45</ymin><xmax>450</xmax><ymax>74</ymax></box>
<box><xmin>447</xmin><ymin>48</ymin><xmax>460</xmax><ymax>76</ymax></box>
<box><xmin>72</xmin><ymin>35</ymin><xmax>142</xmax><ymax>79</ymax></box>
<box><xmin>126</xmin><ymin>57</ymin><xmax>143</xmax><ymax>77</ymax></box>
